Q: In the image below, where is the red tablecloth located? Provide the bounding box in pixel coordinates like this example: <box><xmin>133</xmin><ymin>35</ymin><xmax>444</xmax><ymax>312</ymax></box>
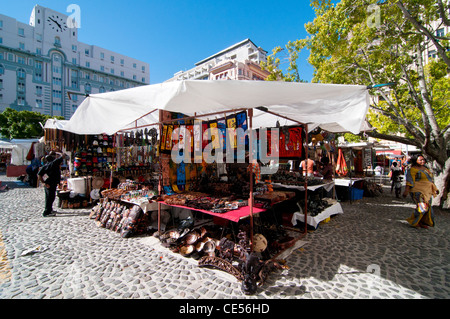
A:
<box><xmin>160</xmin><ymin>202</ymin><xmax>266</xmax><ymax>223</ymax></box>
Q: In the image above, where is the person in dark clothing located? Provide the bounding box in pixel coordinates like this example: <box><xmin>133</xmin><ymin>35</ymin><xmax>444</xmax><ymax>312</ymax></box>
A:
<box><xmin>390</xmin><ymin>161</ymin><xmax>403</xmax><ymax>198</ymax></box>
<box><xmin>319</xmin><ymin>156</ymin><xmax>334</xmax><ymax>181</ymax></box>
<box><xmin>26</xmin><ymin>155</ymin><xmax>41</xmax><ymax>188</ymax></box>
<box><xmin>38</xmin><ymin>152</ymin><xmax>68</xmax><ymax>217</ymax></box>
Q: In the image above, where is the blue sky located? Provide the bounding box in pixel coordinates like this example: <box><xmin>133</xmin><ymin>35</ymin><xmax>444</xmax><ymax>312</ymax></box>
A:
<box><xmin>1</xmin><ymin>0</ymin><xmax>317</xmax><ymax>84</ymax></box>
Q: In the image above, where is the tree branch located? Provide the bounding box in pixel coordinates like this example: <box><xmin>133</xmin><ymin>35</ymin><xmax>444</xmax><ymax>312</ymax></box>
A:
<box><xmin>364</xmin><ymin>130</ymin><xmax>420</xmax><ymax>147</ymax></box>
<box><xmin>396</xmin><ymin>1</ymin><xmax>450</xmax><ymax>70</ymax></box>
<box><xmin>437</xmin><ymin>0</ymin><xmax>450</xmax><ymax>27</ymax></box>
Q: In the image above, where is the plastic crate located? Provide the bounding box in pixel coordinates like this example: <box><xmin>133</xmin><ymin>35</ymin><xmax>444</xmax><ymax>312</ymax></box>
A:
<box><xmin>350</xmin><ymin>188</ymin><xmax>364</xmax><ymax>200</ymax></box>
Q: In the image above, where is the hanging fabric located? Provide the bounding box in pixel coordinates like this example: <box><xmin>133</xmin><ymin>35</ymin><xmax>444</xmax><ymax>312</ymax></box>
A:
<box><xmin>336</xmin><ymin>148</ymin><xmax>348</xmax><ymax>177</ymax></box>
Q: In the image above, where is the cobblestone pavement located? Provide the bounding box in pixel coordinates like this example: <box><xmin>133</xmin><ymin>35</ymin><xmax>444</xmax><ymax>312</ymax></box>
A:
<box><xmin>0</xmin><ymin>173</ymin><xmax>449</xmax><ymax>300</ymax></box>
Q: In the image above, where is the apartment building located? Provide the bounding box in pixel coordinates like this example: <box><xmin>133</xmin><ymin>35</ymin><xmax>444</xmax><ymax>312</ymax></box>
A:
<box><xmin>0</xmin><ymin>5</ymin><xmax>150</xmax><ymax>119</ymax></box>
<box><xmin>166</xmin><ymin>38</ymin><xmax>270</xmax><ymax>82</ymax></box>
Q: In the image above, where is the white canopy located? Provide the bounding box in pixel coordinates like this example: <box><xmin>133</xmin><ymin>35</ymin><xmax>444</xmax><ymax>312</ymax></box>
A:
<box><xmin>63</xmin><ymin>80</ymin><xmax>371</xmax><ymax>135</ymax></box>
<box><xmin>44</xmin><ymin>119</ymin><xmax>69</xmax><ymax>130</ymax></box>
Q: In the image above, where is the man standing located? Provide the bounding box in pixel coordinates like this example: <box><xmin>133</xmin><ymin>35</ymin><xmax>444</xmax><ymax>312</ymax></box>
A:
<box><xmin>300</xmin><ymin>158</ymin><xmax>315</xmax><ymax>177</ymax></box>
<box><xmin>38</xmin><ymin>152</ymin><xmax>68</xmax><ymax>217</ymax></box>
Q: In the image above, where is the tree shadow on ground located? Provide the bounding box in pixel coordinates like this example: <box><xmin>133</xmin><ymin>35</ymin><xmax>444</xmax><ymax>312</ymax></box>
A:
<box><xmin>261</xmin><ymin>187</ymin><xmax>450</xmax><ymax>298</ymax></box>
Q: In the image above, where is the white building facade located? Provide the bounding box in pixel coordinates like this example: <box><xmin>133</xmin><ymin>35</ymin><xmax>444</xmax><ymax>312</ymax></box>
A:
<box><xmin>0</xmin><ymin>5</ymin><xmax>150</xmax><ymax>119</ymax></box>
<box><xmin>166</xmin><ymin>39</ymin><xmax>270</xmax><ymax>82</ymax></box>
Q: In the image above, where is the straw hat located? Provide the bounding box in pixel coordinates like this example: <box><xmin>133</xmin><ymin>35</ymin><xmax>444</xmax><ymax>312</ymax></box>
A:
<box><xmin>92</xmin><ymin>177</ymin><xmax>104</xmax><ymax>189</ymax></box>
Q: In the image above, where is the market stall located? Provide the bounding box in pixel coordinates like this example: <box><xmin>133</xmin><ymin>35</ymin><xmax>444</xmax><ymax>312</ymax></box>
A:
<box><xmin>56</xmin><ymin>80</ymin><xmax>370</xmax><ymax>294</ymax></box>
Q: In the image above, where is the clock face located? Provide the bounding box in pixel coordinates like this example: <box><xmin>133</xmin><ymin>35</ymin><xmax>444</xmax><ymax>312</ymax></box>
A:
<box><xmin>46</xmin><ymin>15</ymin><xmax>67</xmax><ymax>33</ymax></box>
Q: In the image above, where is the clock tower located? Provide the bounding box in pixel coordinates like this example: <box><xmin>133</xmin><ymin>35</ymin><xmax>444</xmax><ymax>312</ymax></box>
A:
<box><xmin>46</xmin><ymin>14</ymin><xmax>68</xmax><ymax>33</ymax></box>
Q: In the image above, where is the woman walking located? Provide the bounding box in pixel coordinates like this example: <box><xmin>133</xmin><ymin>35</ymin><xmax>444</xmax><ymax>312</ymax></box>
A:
<box><xmin>403</xmin><ymin>155</ymin><xmax>439</xmax><ymax>229</ymax></box>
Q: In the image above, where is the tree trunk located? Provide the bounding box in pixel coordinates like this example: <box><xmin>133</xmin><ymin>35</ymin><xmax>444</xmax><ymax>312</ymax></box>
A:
<box><xmin>432</xmin><ymin>157</ymin><xmax>450</xmax><ymax>209</ymax></box>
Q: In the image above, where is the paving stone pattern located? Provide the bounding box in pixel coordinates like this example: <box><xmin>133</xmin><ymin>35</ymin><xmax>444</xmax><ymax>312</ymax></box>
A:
<box><xmin>0</xmin><ymin>174</ymin><xmax>449</xmax><ymax>299</ymax></box>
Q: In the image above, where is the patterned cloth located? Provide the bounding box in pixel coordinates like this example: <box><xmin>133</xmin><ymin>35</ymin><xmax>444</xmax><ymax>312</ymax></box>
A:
<box><xmin>249</xmin><ymin>161</ymin><xmax>261</xmax><ymax>184</ymax></box>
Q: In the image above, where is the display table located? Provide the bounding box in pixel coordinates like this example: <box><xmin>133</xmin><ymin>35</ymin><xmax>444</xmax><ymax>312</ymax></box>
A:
<box><xmin>334</xmin><ymin>178</ymin><xmax>364</xmax><ymax>187</ymax></box>
<box><xmin>291</xmin><ymin>202</ymin><xmax>343</xmax><ymax>229</ymax></box>
<box><xmin>121</xmin><ymin>198</ymin><xmax>170</xmax><ymax>213</ymax></box>
<box><xmin>272</xmin><ymin>180</ymin><xmax>334</xmax><ymax>192</ymax></box>
<box><xmin>159</xmin><ymin>202</ymin><xmax>266</xmax><ymax>223</ymax></box>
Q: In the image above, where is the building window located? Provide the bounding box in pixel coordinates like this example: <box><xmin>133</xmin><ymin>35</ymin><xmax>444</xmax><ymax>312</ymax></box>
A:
<box><xmin>53</xmin><ymin>77</ymin><xmax>62</xmax><ymax>86</ymax></box>
<box><xmin>17</xmin><ymin>69</ymin><xmax>26</xmax><ymax>79</ymax></box>
<box><xmin>0</xmin><ymin>20</ymin><xmax>3</xmax><ymax>28</ymax></box>
<box><xmin>0</xmin><ymin>94</ymin><xmax>3</xmax><ymax>102</ymax></box>
<box><xmin>0</xmin><ymin>37</ymin><xmax>3</xmax><ymax>44</ymax></box>
<box><xmin>36</xmin><ymin>34</ymin><xmax>42</xmax><ymax>42</ymax></box>
<box><xmin>100</xmin><ymin>53</ymin><xmax>104</xmax><ymax>60</ymax></box>
<box><xmin>72</xmin><ymin>58</ymin><xmax>77</xmax><ymax>65</ymax></box>
<box><xmin>133</xmin><ymin>63</ymin><xmax>137</xmax><ymax>69</ymax></box>
<box><xmin>0</xmin><ymin>79</ymin><xmax>3</xmax><ymax>89</ymax></box>
<box><xmin>142</xmin><ymin>66</ymin><xmax>145</xmax><ymax>72</ymax></box>
<box><xmin>0</xmin><ymin>64</ymin><xmax>4</xmax><ymax>75</ymax></box>
<box><xmin>18</xmin><ymin>28</ymin><xmax>25</xmax><ymax>36</ymax></box>
<box><xmin>111</xmin><ymin>56</ymin><xmax>115</xmax><ymax>63</ymax></box>
<box><xmin>86</xmin><ymin>61</ymin><xmax>90</xmax><ymax>68</ymax></box>
<box><xmin>121</xmin><ymin>71</ymin><xmax>124</xmax><ymax>77</ymax></box>
<box><xmin>100</xmin><ymin>66</ymin><xmax>105</xmax><ymax>71</ymax></box>
<box><xmin>35</xmin><ymin>61</ymin><xmax>42</xmax><ymax>69</ymax></box>
<box><xmin>72</xmin><ymin>45</ymin><xmax>77</xmax><ymax>52</ymax></box>
<box><xmin>52</xmin><ymin>103</ymin><xmax>62</xmax><ymax>111</ymax></box>
<box><xmin>72</xmin><ymin>105</ymin><xmax>77</xmax><ymax>112</ymax></box>
<box><xmin>99</xmin><ymin>86</ymin><xmax>105</xmax><ymax>93</ymax></box>
<box><xmin>52</xmin><ymin>90</ymin><xmax>62</xmax><ymax>98</ymax></box>
<box><xmin>85</xmin><ymin>49</ymin><xmax>90</xmax><ymax>56</ymax></box>
<box><xmin>36</xmin><ymin>86</ymin><xmax>42</xmax><ymax>96</ymax></box>
<box><xmin>111</xmin><ymin>68</ymin><xmax>114</xmax><ymax>74</ymax></box>
<box><xmin>53</xmin><ymin>66</ymin><xmax>62</xmax><ymax>74</ymax></box>
<box><xmin>19</xmin><ymin>42</ymin><xmax>25</xmax><ymax>50</ymax></box>
<box><xmin>142</xmin><ymin>77</ymin><xmax>145</xmax><ymax>83</ymax></box>
<box><xmin>36</xmin><ymin>100</ymin><xmax>42</xmax><ymax>108</ymax></box>
<box><xmin>36</xmin><ymin>48</ymin><xmax>42</xmax><ymax>55</ymax></box>
<box><xmin>18</xmin><ymin>97</ymin><xmax>25</xmax><ymax>106</ymax></box>
<box><xmin>8</xmin><ymin>53</ymin><xmax>14</xmax><ymax>61</ymax></box>
<box><xmin>18</xmin><ymin>56</ymin><xmax>25</xmax><ymax>64</ymax></box>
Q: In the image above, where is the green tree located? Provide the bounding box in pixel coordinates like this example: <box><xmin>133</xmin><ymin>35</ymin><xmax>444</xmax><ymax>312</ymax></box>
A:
<box><xmin>0</xmin><ymin>108</ymin><xmax>63</xmax><ymax>139</ymax></box>
<box><xmin>263</xmin><ymin>0</ymin><xmax>450</xmax><ymax>207</ymax></box>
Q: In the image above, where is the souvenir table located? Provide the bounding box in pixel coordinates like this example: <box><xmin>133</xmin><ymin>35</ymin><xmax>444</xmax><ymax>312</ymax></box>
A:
<box><xmin>271</xmin><ymin>180</ymin><xmax>334</xmax><ymax>192</ymax></box>
<box><xmin>158</xmin><ymin>201</ymin><xmax>266</xmax><ymax>223</ymax></box>
<box><xmin>291</xmin><ymin>199</ymin><xmax>343</xmax><ymax>229</ymax></box>
<box><xmin>334</xmin><ymin>178</ymin><xmax>364</xmax><ymax>187</ymax></box>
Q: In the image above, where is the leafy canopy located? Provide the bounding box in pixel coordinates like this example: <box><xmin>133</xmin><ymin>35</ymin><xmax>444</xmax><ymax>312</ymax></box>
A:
<box><xmin>0</xmin><ymin>108</ymin><xmax>63</xmax><ymax>139</ymax></box>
